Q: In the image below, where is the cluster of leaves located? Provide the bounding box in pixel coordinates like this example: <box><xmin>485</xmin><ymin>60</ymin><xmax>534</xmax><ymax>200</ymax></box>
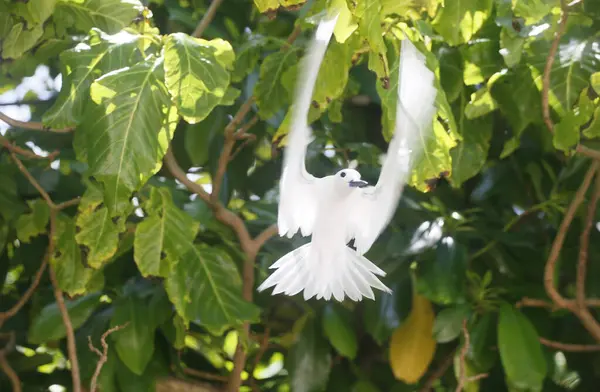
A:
<box><xmin>1</xmin><ymin>0</ymin><xmax>600</xmax><ymax>391</ymax></box>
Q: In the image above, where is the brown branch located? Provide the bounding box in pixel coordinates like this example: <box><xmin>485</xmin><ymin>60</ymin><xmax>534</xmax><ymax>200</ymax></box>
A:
<box><xmin>0</xmin><ymin>111</ymin><xmax>74</xmax><ymax>133</ymax></box>
<box><xmin>192</xmin><ymin>0</ymin><xmax>224</xmax><ymax>38</ymax></box>
<box><xmin>542</xmin><ymin>0</ymin><xmax>569</xmax><ymax>133</ymax></box>
<box><xmin>0</xmin><ymin>332</ymin><xmax>21</xmax><ymax>392</ymax></box>
<box><xmin>55</xmin><ymin>197</ymin><xmax>81</xmax><ymax>210</ymax></box>
<box><xmin>517</xmin><ymin>297</ymin><xmax>600</xmax><ymax>310</ymax></box>
<box><xmin>0</xmin><ymin>252</ymin><xmax>48</xmax><ymax>329</ymax></box>
<box><xmin>544</xmin><ymin>161</ymin><xmax>599</xmax><ymax>310</ymax></box>
<box><xmin>88</xmin><ymin>323</ymin><xmax>130</xmax><ymax>392</ymax></box>
<box><xmin>0</xmin><ymin>135</ymin><xmax>59</xmax><ymax>160</ymax></box>
<box><xmin>183</xmin><ymin>368</ymin><xmax>229</xmax><ymax>382</ymax></box>
<box><xmin>418</xmin><ymin>349</ymin><xmax>457</xmax><ymax>392</ymax></box>
<box><xmin>574</xmin><ymin>172</ymin><xmax>600</xmax><ymax>341</ymax></box>
<box><xmin>9</xmin><ymin>150</ymin><xmax>56</xmax><ymax>207</ymax></box>
<box><xmin>248</xmin><ymin>327</ymin><xmax>271</xmax><ymax>392</ymax></box>
<box><xmin>254</xmin><ymin>224</ymin><xmax>278</xmax><ymax>250</ymax></box>
<box><xmin>539</xmin><ymin>337</ymin><xmax>600</xmax><ymax>352</ymax></box>
<box><xmin>455</xmin><ymin>320</ymin><xmax>488</xmax><ymax>392</ymax></box>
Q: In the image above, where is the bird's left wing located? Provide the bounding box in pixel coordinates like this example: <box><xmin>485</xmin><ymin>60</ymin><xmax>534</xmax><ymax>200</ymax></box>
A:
<box><xmin>346</xmin><ymin>38</ymin><xmax>438</xmax><ymax>255</ymax></box>
<box><xmin>277</xmin><ymin>11</ymin><xmax>340</xmax><ymax>238</ymax></box>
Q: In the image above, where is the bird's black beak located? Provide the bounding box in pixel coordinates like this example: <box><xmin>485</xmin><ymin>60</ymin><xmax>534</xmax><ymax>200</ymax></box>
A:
<box><xmin>349</xmin><ymin>180</ymin><xmax>369</xmax><ymax>188</ymax></box>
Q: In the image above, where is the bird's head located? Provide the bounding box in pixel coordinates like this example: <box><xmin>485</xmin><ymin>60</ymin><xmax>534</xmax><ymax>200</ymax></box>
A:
<box><xmin>335</xmin><ymin>169</ymin><xmax>369</xmax><ymax>189</ymax></box>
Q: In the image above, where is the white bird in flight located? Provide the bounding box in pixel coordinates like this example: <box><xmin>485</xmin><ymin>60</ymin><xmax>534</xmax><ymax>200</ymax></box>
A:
<box><xmin>257</xmin><ymin>10</ymin><xmax>438</xmax><ymax>302</ymax></box>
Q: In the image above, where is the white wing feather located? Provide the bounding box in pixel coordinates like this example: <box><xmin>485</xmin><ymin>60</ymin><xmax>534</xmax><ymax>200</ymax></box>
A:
<box><xmin>277</xmin><ymin>12</ymin><xmax>339</xmax><ymax>238</ymax></box>
<box><xmin>347</xmin><ymin>39</ymin><xmax>438</xmax><ymax>255</ymax></box>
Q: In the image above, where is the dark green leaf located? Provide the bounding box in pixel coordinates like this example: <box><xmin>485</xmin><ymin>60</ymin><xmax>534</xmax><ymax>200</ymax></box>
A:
<box><xmin>450</xmin><ymin>114</ymin><xmax>492</xmax><ymax>186</ymax></box>
<box><xmin>28</xmin><ymin>293</ymin><xmax>101</xmax><ymax>344</ymax></box>
<box><xmin>432</xmin><ymin>305</ymin><xmax>470</xmax><ymax>343</ymax></box>
<box><xmin>15</xmin><ymin>199</ymin><xmax>50</xmax><ymax>243</ymax></box>
<box><xmin>553</xmin><ymin>111</ymin><xmax>580</xmax><ymax>152</ymax></box>
<box><xmin>289</xmin><ymin>315</ymin><xmax>332</xmax><ymax>392</ymax></box>
<box><xmin>110</xmin><ymin>295</ymin><xmax>155</xmax><ymax>375</ymax></box>
<box><xmin>55</xmin><ymin>0</ymin><xmax>144</xmax><ymax>34</ymax></box>
<box><xmin>438</xmin><ymin>47</ymin><xmax>463</xmax><ymax>103</ymax></box>
<box><xmin>322</xmin><ymin>304</ymin><xmax>358</xmax><ymax>359</ymax></box>
<box><xmin>255</xmin><ymin>49</ymin><xmax>299</xmax><ymax>119</ymax></box>
<box><xmin>498</xmin><ymin>303</ymin><xmax>548</xmax><ymax>390</ymax></box>
<box><xmin>467</xmin><ymin>313</ymin><xmax>497</xmax><ymax>373</ymax></box>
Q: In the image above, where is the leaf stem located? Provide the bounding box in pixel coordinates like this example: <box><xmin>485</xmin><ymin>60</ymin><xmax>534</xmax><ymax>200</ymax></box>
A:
<box><xmin>0</xmin><ymin>111</ymin><xmax>74</xmax><ymax>133</ymax></box>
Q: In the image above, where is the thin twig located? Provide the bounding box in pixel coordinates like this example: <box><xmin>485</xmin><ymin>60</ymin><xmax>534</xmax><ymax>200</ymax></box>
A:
<box><xmin>192</xmin><ymin>0</ymin><xmax>224</xmax><ymax>38</ymax></box>
<box><xmin>0</xmin><ymin>111</ymin><xmax>74</xmax><ymax>133</ymax></box>
<box><xmin>0</xmin><ymin>135</ymin><xmax>58</xmax><ymax>160</ymax></box>
<box><xmin>9</xmin><ymin>150</ymin><xmax>56</xmax><ymax>208</ymax></box>
<box><xmin>539</xmin><ymin>337</ymin><xmax>600</xmax><ymax>352</ymax></box>
<box><xmin>574</xmin><ymin>172</ymin><xmax>600</xmax><ymax>341</ymax></box>
<box><xmin>544</xmin><ymin>161</ymin><xmax>599</xmax><ymax>310</ymax></box>
<box><xmin>47</xmin><ymin>210</ymin><xmax>81</xmax><ymax>392</ymax></box>
<box><xmin>248</xmin><ymin>327</ymin><xmax>271</xmax><ymax>392</ymax></box>
<box><xmin>88</xmin><ymin>323</ymin><xmax>130</xmax><ymax>392</ymax></box>
<box><xmin>455</xmin><ymin>320</ymin><xmax>488</xmax><ymax>392</ymax></box>
<box><xmin>517</xmin><ymin>297</ymin><xmax>600</xmax><ymax>310</ymax></box>
<box><xmin>542</xmin><ymin>0</ymin><xmax>569</xmax><ymax>133</ymax></box>
<box><xmin>183</xmin><ymin>367</ymin><xmax>229</xmax><ymax>382</ymax></box>
<box><xmin>418</xmin><ymin>349</ymin><xmax>457</xmax><ymax>392</ymax></box>
<box><xmin>55</xmin><ymin>197</ymin><xmax>81</xmax><ymax>210</ymax></box>
<box><xmin>0</xmin><ymin>332</ymin><xmax>21</xmax><ymax>392</ymax></box>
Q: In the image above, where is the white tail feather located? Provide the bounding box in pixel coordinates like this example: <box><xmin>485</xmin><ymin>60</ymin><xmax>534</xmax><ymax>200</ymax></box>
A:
<box><xmin>257</xmin><ymin>244</ymin><xmax>391</xmax><ymax>301</ymax></box>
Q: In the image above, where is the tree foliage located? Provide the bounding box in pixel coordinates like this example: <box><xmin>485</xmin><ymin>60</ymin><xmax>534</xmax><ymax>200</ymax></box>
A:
<box><xmin>2</xmin><ymin>0</ymin><xmax>600</xmax><ymax>391</ymax></box>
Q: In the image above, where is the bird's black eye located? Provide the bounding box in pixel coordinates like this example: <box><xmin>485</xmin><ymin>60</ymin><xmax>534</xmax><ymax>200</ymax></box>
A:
<box><xmin>340</xmin><ymin>172</ymin><xmax>346</xmax><ymax>178</ymax></box>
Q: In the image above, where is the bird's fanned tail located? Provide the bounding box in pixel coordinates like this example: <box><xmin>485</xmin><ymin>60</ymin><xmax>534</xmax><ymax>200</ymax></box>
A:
<box><xmin>257</xmin><ymin>243</ymin><xmax>391</xmax><ymax>301</ymax></box>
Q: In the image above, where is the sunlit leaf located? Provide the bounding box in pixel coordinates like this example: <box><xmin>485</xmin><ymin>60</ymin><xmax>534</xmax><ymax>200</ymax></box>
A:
<box><xmin>15</xmin><ymin>199</ymin><xmax>50</xmax><ymax>243</ymax></box>
<box><xmin>431</xmin><ymin>0</ymin><xmax>493</xmax><ymax>46</ymax></box>
<box><xmin>55</xmin><ymin>0</ymin><xmax>144</xmax><ymax>34</ymax></box>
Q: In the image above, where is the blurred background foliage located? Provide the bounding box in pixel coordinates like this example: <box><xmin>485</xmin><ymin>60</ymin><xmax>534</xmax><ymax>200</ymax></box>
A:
<box><xmin>2</xmin><ymin>0</ymin><xmax>600</xmax><ymax>391</ymax></box>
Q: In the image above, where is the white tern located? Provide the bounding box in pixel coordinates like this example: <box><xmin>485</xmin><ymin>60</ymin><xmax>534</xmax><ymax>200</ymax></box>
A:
<box><xmin>257</xmin><ymin>10</ymin><xmax>438</xmax><ymax>302</ymax></box>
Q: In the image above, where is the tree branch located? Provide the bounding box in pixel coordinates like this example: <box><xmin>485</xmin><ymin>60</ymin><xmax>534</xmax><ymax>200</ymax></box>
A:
<box><xmin>193</xmin><ymin>0</ymin><xmax>224</xmax><ymax>38</ymax></box>
<box><xmin>183</xmin><ymin>368</ymin><xmax>229</xmax><ymax>382</ymax></box>
<box><xmin>88</xmin><ymin>323</ymin><xmax>130</xmax><ymax>392</ymax></box>
<box><xmin>0</xmin><ymin>111</ymin><xmax>74</xmax><ymax>133</ymax></box>
<box><xmin>455</xmin><ymin>320</ymin><xmax>487</xmax><ymax>392</ymax></box>
<box><xmin>517</xmin><ymin>297</ymin><xmax>600</xmax><ymax>310</ymax></box>
<box><xmin>9</xmin><ymin>150</ymin><xmax>56</xmax><ymax>207</ymax></box>
<box><xmin>417</xmin><ymin>348</ymin><xmax>457</xmax><ymax>392</ymax></box>
<box><xmin>544</xmin><ymin>161</ymin><xmax>599</xmax><ymax>310</ymax></box>
<box><xmin>0</xmin><ymin>332</ymin><xmax>21</xmax><ymax>392</ymax></box>
<box><xmin>539</xmin><ymin>337</ymin><xmax>600</xmax><ymax>352</ymax></box>
<box><xmin>0</xmin><ymin>135</ymin><xmax>59</xmax><ymax>160</ymax></box>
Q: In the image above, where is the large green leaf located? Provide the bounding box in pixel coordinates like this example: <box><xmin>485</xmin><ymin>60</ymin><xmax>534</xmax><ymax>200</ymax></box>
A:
<box><xmin>28</xmin><ymin>293</ymin><xmax>102</xmax><ymax>344</ymax></box>
<box><xmin>527</xmin><ymin>36</ymin><xmax>600</xmax><ymax>116</ymax></box>
<box><xmin>75</xmin><ymin>199</ymin><xmax>126</xmax><ymax>269</ymax></box>
<box><xmin>0</xmin><ymin>168</ymin><xmax>26</xmax><ymax>222</ymax></box>
<box><xmin>165</xmin><ymin>245</ymin><xmax>260</xmax><ymax>331</ymax></box>
<box><xmin>289</xmin><ymin>316</ymin><xmax>332</xmax><ymax>392</ymax></box>
<box><xmin>450</xmin><ymin>114</ymin><xmax>492</xmax><ymax>187</ymax></box>
<box><xmin>431</xmin><ymin>0</ymin><xmax>493</xmax><ymax>46</ymax></box>
<box><xmin>78</xmin><ymin>56</ymin><xmax>178</xmax><ymax>216</ymax></box>
<box><xmin>134</xmin><ymin>188</ymin><xmax>200</xmax><ymax>278</ymax></box>
<box><xmin>357</xmin><ymin>0</ymin><xmax>389</xmax><ymax>84</ymax></box>
<box><xmin>110</xmin><ymin>296</ymin><xmax>155</xmax><ymax>375</ymax></box>
<box><xmin>15</xmin><ymin>199</ymin><xmax>50</xmax><ymax>243</ymax></box>
<box><xmin>55</xmin><ymin>0</ymin><xmax>144</xmax><ymax>34</ymax></box>
<box><xmin>498</xmin><ymin>303</ymin><xmax>548</xmax><ymax>390</ymax></box>
<box><xmin>51</xmin><ymin>215</ymin><xmax>100</xmax><ymax>296</ymax></box>
<box><xmin>43</xmin><ymin>28</ymin><xmax>145</xmax><ymax>129</ymax></box>
<box><xmin>255</xmin><ymin>48</ymin><xmax>300</xmax><ymax>119</ymax></box>
<box><xmin>163</xmin><ymin>33</ymin><xmax>235</xmax><ymax>124</ymax></box>
<box><xmin>2</xmin><ymin>22</ymin><xmax>44</xmax><ymax>59</ymax></box>
<box><xmin>11</xmin><ymin>0</ymin><xmax>57</xmax><ymax>25</ymax></box>
<box><xmin>438</xmin><ymin>47</ymin><xmax>463</xmax><ymax>103</ymax></box>
<box><xmin>432</xmin><ymin>304</ymin><xmax>470</xmax><ymax>343</ymax></box>
<box><xmin>322</xmin><ymin>304</ymin><xmax>358</xmax><ymax>359</ymax></box>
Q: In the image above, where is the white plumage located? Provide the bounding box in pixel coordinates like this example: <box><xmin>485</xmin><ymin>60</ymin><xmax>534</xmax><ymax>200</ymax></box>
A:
<box><xmin>257</xmin><ymin>11</ymin><xmax>438</xmax><ymax>302</ymax></box>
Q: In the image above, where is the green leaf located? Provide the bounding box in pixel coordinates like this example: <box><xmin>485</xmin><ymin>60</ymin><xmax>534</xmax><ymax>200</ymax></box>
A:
<box><xmin>416</xmin><ymin>237</ymin><xmax>467</xmax><ymax>305</ymax></box>
<box><xmin>463</xmin><ymin>38</ymin><xmax>503</xmax><ymax>86</ymax></box>
<box><xmin>512</xmin><ymin>0</ymin><xmax>555</xmax><ymax>25</ymax></box>
<box><xmin>465</xmin><ymin>86</ymin><xmax>498</xmax><ymax>119</ymax></box>
<box><xmin>332</xmin><ymin>0</ymin><xmax>358</xmax><ymax>43</ymax></box>
<box><xmin>583</xmin><ymin>107</ymin><xmax>600</xmax><ymax>139</ymax></box>
<box><xmin>2</xmin><ymin>22</ymin><xmax>44</xmax><ymax>59</ymax></box>
<box><xmin>255</xmin><ymin>49</ymin><xmax>300</xmax><ymax>119</ymax></box>
<box><xmin>553</xmin><ymin>111</ymin><xmax>580</xmax><ymax>152</ymax></box>
<box><xmin>467</xmin><ymin>313</ymin><xmax>497</xmax><ymax>373</ymax></box>
<box><xmin>500</xmin><ymin>27</ymin><xmax>525</xmax><ymax>67</ymax></box>
<box><xmin>0</xmin><ymin>168</ymin><xmax>26</xmax><ymax>221</ymax></box>
<box><xmin>357</xmin><ymin>0</ymin><xmax>389</xmax><ymax>84</ymax></box>
<box><xmin>498</xmin><ymin>303</ymin><xmax>548</xmax><ymax>390</ymax></box>
<box><xmin>75</xmin><ymin>205</ymin><xmax>125</xmax><ymax>269</ymax></box>
<box><xmin>164</xmin><ymin>33</ymin><xmax>235</xmax><ymax>124</ymax></box>
<box><xmin>289</xmin><ymin>316</ymin><xmax>332</xmax><ymax>392</ymax></box>
<box><xmin>184</xmin><ymin>107</ymin><xmax>226</xmax><ymax>166</ymax></box>
<box><xmin>432</xmin><ymin>305</ymin><xmax>470</xmax><ymax>343</ymax></box>
<box><xmin>110</xmin><ymin>296</ymin><xmax>155</xmax><ymax>375</ymax></box>
<box><xmin>253</xmin><ymin>0</ymin><xmax>306</xmax><ymax>13</ymax></box>
<box><xmin>527</xmin><ymin>36</ymin><xmax>600</xmax><ymax>116</ymax></box>
<box><xmin>28</xmin><ymin>293</ymin><xmax>101</xmax><ymax>344</ymax></box>
<box><xmin>165</xmin><ymin>245</ymin><xmax>260</xmax><ymax>331</ymax></box>
<box><xmin>12</xmin><ymin>0</ymin><xmax>57</xmax><ymax>25</ymax></box>
<box><xmin>450</xmin><ymin>115</ymin><xmax>492</xmax><ymax>187</ymax></box>
<box><xmin>592</xmin><ymin>72</ymin><xmax>600</xmax><ymax>95</ymax></box>
<box><xmin>134</xmin><ymin>188</ymin><xmax>200</xmax><ymax>278</ymax></box>
<box><xmin>43</xmin><ymin>28</ymin><xmax>145</xmax><ymax>129</ymax></box>
<box><xmin>78</xmin><ymin>56</ymin><xmax>178</xmax><ymax>216</ymax></box>
<box><xmin>322</xmin><ymin>304</ymin><xmax>358</xmax><ymax>359</ymax></box>
<box><xmin>51</xmin><ymin>215</ymin><xmax>99</xmax><ymax>296</ymax></box>
<box><xmin>363</xmin><ymin>291</ymin><xmax>400</xmax><ymax>345</ymax></box>
<box><xmin>438</xmin><ymin>47</ymin><xmax>463</xmax><ymax>103</ymax></box>
<box><xmin>55</xmin><ymin>0</ymin><xmax>144</xmax><ymax>34</ymax></box>
<box><xmin>15</xmin><ymin>199</ymin><xmax>50</xmax><ymax>243</ymax></box>
<box><xmin>431</xmin><ymin>0</ymin><xmax>493</xmax><ymax>46</ymax></box>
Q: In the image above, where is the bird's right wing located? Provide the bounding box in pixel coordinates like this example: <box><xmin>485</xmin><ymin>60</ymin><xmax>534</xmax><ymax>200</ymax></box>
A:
<box><xmin>347</xmin><ymin>38</ymin><xmax>438</xmax><ymax>254</ymax></box>
<box><xmin>277</xmin><ymin>11</ymin><xmax>340</xmax><ymax>238</ymax></box>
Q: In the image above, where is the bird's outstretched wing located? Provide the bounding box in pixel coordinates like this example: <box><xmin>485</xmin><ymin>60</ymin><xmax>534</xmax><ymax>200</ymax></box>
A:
<box><xmin>347</xmin><ymin>38</ymin><xmax>438</xmax><ymax>255</ymax></box>
<box><xmin>277</xmin><ymin>11</ymin><xmax>339</xmax><ymax>238</ymax></box>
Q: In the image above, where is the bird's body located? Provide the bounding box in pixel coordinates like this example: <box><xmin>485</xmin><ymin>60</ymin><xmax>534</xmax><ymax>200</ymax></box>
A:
<box><xmin>257</xmin><ymin>9</ymin><xmax>438</xmax><ymax>302</ymax></box>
